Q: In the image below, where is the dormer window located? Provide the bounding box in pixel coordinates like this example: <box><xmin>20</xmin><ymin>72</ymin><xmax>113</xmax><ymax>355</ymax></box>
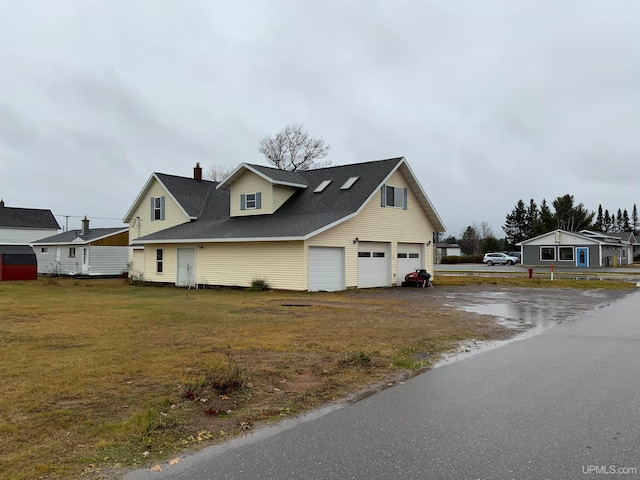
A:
<box><xmin>340</xmin><ymin>177</ymin><xmax>359</xmax><ymax>190</ymax></box>
<box><xmin>314</xmin><ymin>180</ymin><xmax>332</xmax><ymax>193</ymax></box>
<box><xmin>241</xmin><ymin>192</ymin><xmax>262</xmax><ymax>210</ymax></box>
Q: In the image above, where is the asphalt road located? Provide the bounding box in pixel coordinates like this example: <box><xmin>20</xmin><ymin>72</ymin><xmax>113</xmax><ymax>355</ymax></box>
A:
<box><xmin>125</xmin><ymin>290</ymin><xmax>640</xmax><ymax>480</ymax></box>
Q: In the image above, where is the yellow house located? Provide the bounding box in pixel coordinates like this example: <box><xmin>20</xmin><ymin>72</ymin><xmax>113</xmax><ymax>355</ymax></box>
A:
<box><xmin>123</xmin><ymin>157</ymin><xmax>445</xmax><ymax>291</ymax></box>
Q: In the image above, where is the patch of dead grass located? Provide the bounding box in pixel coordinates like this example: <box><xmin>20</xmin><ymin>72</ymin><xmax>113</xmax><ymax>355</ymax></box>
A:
<box><xmin>0</xmin><ymin>277</ymin><xmax>629</xmax><ymax>478</ymax></box>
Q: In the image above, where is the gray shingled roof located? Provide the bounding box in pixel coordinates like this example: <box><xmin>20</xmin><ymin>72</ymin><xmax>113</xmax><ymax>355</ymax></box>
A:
<box><xmin>135</xmin><ymin>158</ymin><xmax>406</xmax><ymax>242</ymax></box>
<box><xmin>0</xmin><ymin>244</ymin><xmax>37</xmax><ymax>264</ymax></box>
<box><xmin>0</xmin><ymin>206</ymin><xmax>60</xmax><ymax>229</ymax></box>
<box><xmin>155</xmin><ymin>174</ymin><xmax>218</xmax><ymax>218</ymax></box>
<box><xmin>33</xmin><ymin>227</ymin><xmax>127</xmax><ymax>244</ymax></box>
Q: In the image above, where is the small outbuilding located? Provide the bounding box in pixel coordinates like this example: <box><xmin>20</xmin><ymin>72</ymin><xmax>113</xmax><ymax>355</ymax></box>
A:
<box><xmin>0</xmin><ymin>245</ymin><xmax>37</xmax><ymax>281</ymax></box>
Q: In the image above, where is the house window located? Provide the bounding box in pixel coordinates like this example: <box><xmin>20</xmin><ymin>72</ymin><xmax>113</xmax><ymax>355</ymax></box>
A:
<box><xmin>156</xmin><ymin>249</ymin><xmax>163</xmax><ymax>273</ymax></box>
<box><xmin>409</xmin><ymin>253</ymin><xmax>419</xmax><ymax>258</ymax></box>
<box><xmin>241</xmin><ymin>192</ymin><xmax>261</xmax><ymax>210</ymax></box>
<box><xmin>69</xmin><ymin>247</ymin><xmax>76</xmax><ymax>258</ymax></box>
<box><xmin>381</xmin><ymin>185</ymin><xmax>407</xmax><ymax>209</ymax></box>
<box><xmin>151</xmin><ymin>196</ymin><xmax>165</xmax><ymax>221</ymax></box>
<box><xmin>540</xmin><ymin>247</ymin><xmax>555</xmax><ymax>261</ymax></box>
<box><xmin>373</xmin><ymin>252</ymin><xmax>385</xmax><ymax>258</ymax></box>
<box><xmin>358</xmin><ymin>252</ymin><xmax>371</xmax><ymax>258</ymax></box>
<box><xmin>340</xmin><ymin>177</ymin><xmax>359</xmax><ymax>190</ymax></box>
<box><xmin>314</xmin><ymin>180</ymin><xmax>332</xmax><ymax>193</ymax></box>
<box><xmin>558</xmin><ymin>247</ymin><xmax>573</xmax><ymax>261</ymax></box>
<box><xmin>41</xmin><ymin>247</ymin><xmax>49</xmax><ymax>254</ymax></box>
<box><xmin>622</xmin><ymin>250</ymin><xmax>626</xmax><ymax>259</ymax></box>
<box><xmin>398</xmin><ymin>253</ymin><xmax>408</xmax><ymax>259</ymax></box>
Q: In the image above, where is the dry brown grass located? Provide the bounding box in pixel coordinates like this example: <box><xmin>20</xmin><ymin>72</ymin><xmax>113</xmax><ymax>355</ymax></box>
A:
<box><xmin>0</xmin><ymin>276</ymin><xmax>633</xmax><ymax>479</ymax></box>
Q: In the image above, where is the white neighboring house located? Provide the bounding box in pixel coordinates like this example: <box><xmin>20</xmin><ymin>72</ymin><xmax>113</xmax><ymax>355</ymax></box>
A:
<box><xmin>0</xmin><ymin>199</ymin><xmax>60</xmax><ymax>244</ymax></box>
<box><xmin>32</xmin><ymin>217</ymin><xmax>129</xmax><ymax>276</ymax></box>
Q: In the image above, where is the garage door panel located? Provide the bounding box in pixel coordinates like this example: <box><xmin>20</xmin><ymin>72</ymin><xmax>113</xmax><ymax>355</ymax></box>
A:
<box><xmin>398</xmin><ymin>243</ymin><xmax>423</xmax><ymax>278</ymax></box>
<box><xmin>309</xmin><ymin>247</ymin><xmax>344</xmax><ymax>292</ymax></box>
<box><xmin>358</xmin><ymin>242</ymin><xmax>390</xmax><ymax>288</ymax></box>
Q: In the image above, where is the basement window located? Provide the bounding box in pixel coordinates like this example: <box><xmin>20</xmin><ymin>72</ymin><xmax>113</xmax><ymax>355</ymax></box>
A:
<box><xmin>314</xmin><ymin>180</ymin><xmax>332</xmax><ymax>193</ymax></box>
<box><xmin>340</xmin><ymin>177</ymin><xmax>359</xmax><ymax>190</ymax></box>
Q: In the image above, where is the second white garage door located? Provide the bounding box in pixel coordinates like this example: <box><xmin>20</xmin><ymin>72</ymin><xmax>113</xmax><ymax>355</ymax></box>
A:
<box><xmin>309</xmin><ymin>247</ymin><xmax>344</xmax><ymax>291</ymax></box>
<box><xmin>358</xmin><ymin>242</ymin><xmax>390</xmax><ymax>288</ymax></box>
<box><xmin>397</xmin><ymin>243</ymin><xmax>423</xmax><ymax>278</ymax></box>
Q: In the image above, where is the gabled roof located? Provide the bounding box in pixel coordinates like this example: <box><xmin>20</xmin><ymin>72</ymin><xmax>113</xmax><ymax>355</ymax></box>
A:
<box><xmin>517</xmin><ymin>229</ymin><xmax>632</xmax><ymax>247</ymax></box>
<box><xmin>581</xmin><ymin>230</ymin><xmax>636</xmax><ymax>244</ymax></box>
<box><xmin>217</xmin><ymin>163</ymin><xmax>308</xmax><ymax>189</ymax></box>
<box><xmin>123</xmin><ymin>173</ymin><xmax>218</xmax><ymax>222</ymax></box>
<box><xmin>133</xmin><ymin>157</ymin><xmax>446</xmax><ymax>244</ymax></box>
<box><xmin>0</xmin><ymin>244</ymin><xmax>36</xmax><ymax>264</ymax></box>
<box><xmin>0</xmin><ymin>205</ymin><xmax>60</xmax><ymax>229</ymax></box>
<box><xmin>32</xmin><ymin>227</ymin><xmax>128</xmax><ymax>245</ymax></box>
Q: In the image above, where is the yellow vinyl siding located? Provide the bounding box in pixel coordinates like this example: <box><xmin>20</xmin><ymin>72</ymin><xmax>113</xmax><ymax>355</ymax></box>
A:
<box><xmin>128</xmin><ymin>181</ymin><xmax>190</xmax><ymax>243</ymax></box>
<box><xmin>143</xmin><ymin>244</ymin><xmax>178</xmax><ymax>284</ymax></box>
<box><xmin>230</xmin><ymin>173</ymin><xmax>272</xmax><ymax>216</ymax></box>
<box><xmin>272</xmin><ymin>185</ymin><xmax>296</xmax><ymax>211</ymax></box>
<box><xmin>229</xmin><ymin>172</ymin><xmax>297</xmax><ymax>216</ymax></box>
<box><xmin>306</xmin><ymin>170</ymin><xmax>434</xmax><ymax>287</ymax></box>
<box><xmin>195</xmin><ymin>242</ymin><xmax>304</xmax><ymax>290</ymax></box>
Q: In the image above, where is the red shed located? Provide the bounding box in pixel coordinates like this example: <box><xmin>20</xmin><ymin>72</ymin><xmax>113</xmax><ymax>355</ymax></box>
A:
<box><xmin>0</xmin><ymin>245</ymin><xmax>38</xmax><ymax>281</ymax></box>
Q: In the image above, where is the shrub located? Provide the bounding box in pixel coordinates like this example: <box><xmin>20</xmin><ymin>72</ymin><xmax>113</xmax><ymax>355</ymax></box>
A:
<box><xmin>249</xmin><ymin>277</ymin><xmax>271</xmax><ymax>291</ymax></box>
<box><xmin>441</xmin><ymin>254</ymin><xmax>484</xmax><ymax>264</ymax></box>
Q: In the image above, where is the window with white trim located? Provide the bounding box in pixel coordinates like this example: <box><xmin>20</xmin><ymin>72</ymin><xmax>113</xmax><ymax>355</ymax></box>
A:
<box><xmin>240</xmin><ymin>192</ymin><xmax>262</xmax><ymax>210</ymax></box>
<box><xmin>41</xmin><ymin>247</ymin><xmax>48</xmax><ymax>254</ymax></box>
<box><xmin>156</xmin><ymin>249</ymin><xmax>163</xmax><ymax>273</ymax></box>
<box><xmin>381</xmin><ymin>185</ymin><xmax>407</xmax><ymax>209</ymax></box>
<box><xmin>558</xmin><ymin>247</ymin><xmax>573</xmax><ymax>261</ymax></box>
<box><xmin>151</xmin><ymin>196</ymin><xmax>165</xmax><ymax>221</ymax></box>
<box><xmin>68</xmin><ymin>247</ymin><xmax>76</xmax><ymax>258</ymax></box>
<box><xmin>540</xmin><ymin>246</ymin><xmax>555</xmax><ymax>261</ymax></box>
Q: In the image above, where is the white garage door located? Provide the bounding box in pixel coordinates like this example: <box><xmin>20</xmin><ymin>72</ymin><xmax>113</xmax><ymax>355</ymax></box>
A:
<box><xmin>309</xmin><ymin>247</ymin><xmax>344</xmax><ymax>291</ymax></box>
<box><xmin>358</xmin><ymin>242</ymin><xmax>390</xmax><ymax>288</ymax></box>
<box><xmin>397</xmin><ymin>243</ymin><xmax>423</xmax><ymax>279</ymax></box>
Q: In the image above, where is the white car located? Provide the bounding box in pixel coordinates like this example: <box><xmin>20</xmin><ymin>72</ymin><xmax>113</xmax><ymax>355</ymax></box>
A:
<box><xmin>483</xmin><ymin>252</ymin><xmax>519</xmax><ymax>266</ymax></box>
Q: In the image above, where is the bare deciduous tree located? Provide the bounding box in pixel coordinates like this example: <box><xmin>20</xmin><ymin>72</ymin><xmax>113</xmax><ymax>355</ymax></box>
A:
<box><xmin>206</xmin><ymin>164</ymin><xmax>233</xmax><ymax>182</ymax></box>
<box><xmin>258</xmin><ymin>123</ymin><xmax>331</xmax><ymax>171</ymax></box>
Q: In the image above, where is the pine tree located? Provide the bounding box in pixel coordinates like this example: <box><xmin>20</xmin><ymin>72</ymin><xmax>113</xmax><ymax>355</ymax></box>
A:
<box><xmin>633</xmin><ymin>204</ymin><xmax>639</xmax><ymax>235</ymax></box>
<box><xmin>622</xmin><ymin>209</ymin><xmax>631</xmax><ymax>232</ymax></box>
<box><xmin>525</xmin><ymin>199</ymin><xmax>539</xmax><ymax>238</ymax></box>
<box><xmin>603</xmin><ymin>210</ymin><xmax>612</xmax><ymax>232</ymax></box>
<box><xmin>611</xmin><ymin>213</ymin><xmax>617</xmax><ymax>232</ymax></box>
<box><xmin>595</xmin><ymin>204</ymin><xmax>604</xmax><ymax>231</ymax></box>
<box><xmin>537</xmin><ymin>199</ymin><xmax>556</xmax><ymax>235</ymax></box>
<box><xmin>616</xmin><ymin>208</ymin><xmax>624</xmax><ymax>232</ymax></box>
<box><xmin>503</xmin><ymin>200</ymin><xmax>529</xmax><ymax>247</ymax></box>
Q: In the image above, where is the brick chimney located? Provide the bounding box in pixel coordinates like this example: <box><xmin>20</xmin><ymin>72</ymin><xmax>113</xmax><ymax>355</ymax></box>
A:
<box><xmin>81</xmin><ymin>216</ymin><xmax>90</xmax><ymax>235</ymax></box>
<box><xmin>194</xmin><ymin>162</ymin><xmax>202</xmax><ymax>181</ymax></box>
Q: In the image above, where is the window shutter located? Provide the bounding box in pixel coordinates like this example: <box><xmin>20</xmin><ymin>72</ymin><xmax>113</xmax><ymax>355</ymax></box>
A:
<box><xmin>240</xmin><ymin>194</ymin><xmax>246</xmax><ymax>210</ymax></box>
<box><xmin>403</xmin><ymin>188</ymin><xmax>408</xmax><ymax>210</ymax></box>
<box><xmin>150</xmin><ymin>197</ymin><xmax>155</xmax><ymax>221</ymax></box>
<box><xmin>381</xmin><ymin>186</ymin><xmax>386</xmax><ymax>207</ymax></box>
<box><xmin>160</xmin><ymin>196</ymin><xmax>165</xmax><ymax>220</ymax></box>
<box><xmin>256</xmin><ymin>192</ymin><xmax>262</xmax><ymax>209</ymax></box>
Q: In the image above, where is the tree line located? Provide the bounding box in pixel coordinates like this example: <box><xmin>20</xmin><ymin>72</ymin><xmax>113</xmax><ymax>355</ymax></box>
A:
<box><xmin>444</xmin><ymin>195</ymin><xmax>638</xmax><ymax>255</ymax></box>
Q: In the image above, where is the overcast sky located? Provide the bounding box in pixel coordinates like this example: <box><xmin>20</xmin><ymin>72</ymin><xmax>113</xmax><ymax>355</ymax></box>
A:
<box><xmin>1</xmin><ymin>0</ymin><xmax>638</xmax><ymax>237</ymax></box>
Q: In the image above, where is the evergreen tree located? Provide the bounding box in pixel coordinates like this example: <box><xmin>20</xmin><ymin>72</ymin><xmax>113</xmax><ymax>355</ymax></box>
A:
<box><xmin>611</xmin><ymin>213</ymin><xmax>617</xmax><ymax>232</ymax></box>
<box><xmin>503</xmin><ymin>200</ymin><xmax>528</xmax><ymax>247</ymax></box>
<box><xmin>552</xmin><ymin>194</ymin><xmax>595</xmax><ymax>231</ymax></box>
<box><xmin>525</xmin><ymin>199</ymin><xmax>539</xmax><ymax>238</ymax></box>
<box><xmin>603</xmin><ymin>210</ymin><xmax>612</xmax><ymax>232</ymax></box>
<box><xmin>536</xmin><ymin>199</ymin><xmax>556</xmax><ymax>235</ymax></box>
<box><xmin>616</xmin><ymin>208</ymin><xmax>624</xmax><ymax>232</ymax></box>
<box><xmin>595</xmin><ymin>204</ymin><xmax>604</xmax><ymax>231</ymax></box>
<box><xmin>460</xmin><ymin>225</ymin><xmax>481</xmax><ymax>255</ymax></box>
<box><xmin>633</xmin><ymin>204</ymin><xmax>639</xmax><ymax>235</ymax></box>
<box><xmin>622</xmin><ymin>209</ymin><xmax>631</xmax><ymax>232</ymax></box>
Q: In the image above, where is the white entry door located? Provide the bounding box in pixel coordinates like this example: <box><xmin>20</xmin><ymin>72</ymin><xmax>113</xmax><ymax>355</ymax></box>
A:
<box><xmin>177</xmin><ymin>248</ymin><xmax>196</xmax><ymax>286</ymax></box>
<box><xmin>82</xmin><ymin>247</ymin><xmax>89</xmax><ymax>274</ymax></box>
